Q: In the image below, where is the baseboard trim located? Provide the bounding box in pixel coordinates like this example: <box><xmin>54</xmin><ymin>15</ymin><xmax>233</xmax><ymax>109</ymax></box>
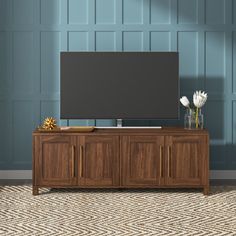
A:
<box><xmin>210</xmin><ymin>171</ymin><xmax>236</xmax><ymax>180</ymax></box>
<box><xmin>0</xmin><ymin>170</ymin><xmax>32</xmax><ymax>179</ymax></box>
<box><xmin>0</xmin><ymin>170</ymin><xmax>236</xmax><ymax>180</ymax></box>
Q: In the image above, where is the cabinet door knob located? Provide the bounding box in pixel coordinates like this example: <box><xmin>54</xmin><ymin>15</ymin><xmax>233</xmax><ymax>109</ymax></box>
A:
<box><xmin>168</xmin><ymin>146</ymin><xmax>171</xmax><ymax>178</ymax></box>
<box><xmin>71</xmin><ymin>145</ymin><xmax>75</xmax><ymax>178</ymax></box>
<box><xmin>79</xmin><ymin>145</ymin><xmax>83</xmax><ymax>177</ymax></box>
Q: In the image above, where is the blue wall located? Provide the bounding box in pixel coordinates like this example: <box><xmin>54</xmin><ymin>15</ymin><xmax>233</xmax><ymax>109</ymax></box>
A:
<box><xmin>0</xmin><ymin>0</ymin><xmax>235</xmax><ymax>170</ymax></box>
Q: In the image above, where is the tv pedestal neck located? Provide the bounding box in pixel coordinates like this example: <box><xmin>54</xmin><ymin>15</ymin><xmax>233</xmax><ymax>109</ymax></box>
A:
<box><xmin>117</xmin><ymin>119</ymin><xmax>123</xmax><ymax>127</ymax></box>
<box><xmin>32</xmin><ymin>127</ymin><xmax>209</xmax><ymax>195</ymax></box>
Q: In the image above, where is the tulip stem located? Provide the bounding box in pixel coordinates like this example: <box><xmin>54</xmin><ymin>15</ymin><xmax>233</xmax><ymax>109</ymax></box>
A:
<box><xmin>195</xmin><ymin>107</ymin><xmax>199</xmax><ymax>128</ymax></box>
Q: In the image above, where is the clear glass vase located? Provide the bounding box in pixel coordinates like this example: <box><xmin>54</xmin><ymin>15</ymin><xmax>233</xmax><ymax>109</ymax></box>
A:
<box><xmin>184</xmin><ymin>108</ymin><xmax>204</xmax><ymax>129</ymax></box>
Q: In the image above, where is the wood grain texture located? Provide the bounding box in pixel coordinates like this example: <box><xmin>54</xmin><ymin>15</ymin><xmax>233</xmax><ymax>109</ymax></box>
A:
<box><xmin>77</xmin><ymin>135</ymin><xmax>119</xmax><ymax>186</ymax></box>
<box><xmin>165</xmin><ymin>135</ymin><xmax>206</xmax><ymax>186</ymax></box>
<box><xmin>34</xmin><ymin>135</ymin><xmax>77</xmax><ymax>187</ymax></box>
<box><xmin>33</xmin><ymin>128</ymin><xmax>209</xmax><ymax>195</ymax></box>
<box><xmin>122</xmin><ymin>136</ymin><xmax>164</xmax><ymax>186</ymax></box>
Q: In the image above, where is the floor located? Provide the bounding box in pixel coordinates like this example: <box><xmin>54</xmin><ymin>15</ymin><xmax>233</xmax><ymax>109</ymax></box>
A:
<box><xmin>1</xmin><ymin>184</ymin><xmax>236</xmax><ymax>235</ymax></box>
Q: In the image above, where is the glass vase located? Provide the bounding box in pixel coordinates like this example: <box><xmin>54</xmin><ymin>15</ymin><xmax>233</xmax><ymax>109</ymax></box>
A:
<box><xmin>184</xmin><ymin>108</ymin><xmax>204</xmax><ymax>129</ymax></box>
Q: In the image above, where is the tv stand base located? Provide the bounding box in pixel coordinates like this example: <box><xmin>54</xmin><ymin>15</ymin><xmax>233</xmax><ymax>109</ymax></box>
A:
<box><xmin>33</xmin><ymin>127</ymin><xmax>209</xmax><ymax>195</ymax></box>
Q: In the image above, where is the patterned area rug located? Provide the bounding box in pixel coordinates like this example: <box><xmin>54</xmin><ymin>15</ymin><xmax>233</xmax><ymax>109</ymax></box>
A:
<box><xmin>0</xmin><ymin>186</ymin><xmax>236</xmax><ymax>236</ymax></box>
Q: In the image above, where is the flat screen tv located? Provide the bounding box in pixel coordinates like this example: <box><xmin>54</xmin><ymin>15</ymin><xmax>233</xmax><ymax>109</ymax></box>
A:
<box><xmin>60</xmin><ymin>52</ymin><xmax>179</xmax><ymax>120</ymax></box>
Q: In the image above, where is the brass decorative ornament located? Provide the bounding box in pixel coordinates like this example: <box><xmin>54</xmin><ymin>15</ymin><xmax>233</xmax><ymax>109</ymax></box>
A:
<box><xmin>41</xmin><ymin>117</ymin><xmax>57</xmax><ymax>130</ymax></box>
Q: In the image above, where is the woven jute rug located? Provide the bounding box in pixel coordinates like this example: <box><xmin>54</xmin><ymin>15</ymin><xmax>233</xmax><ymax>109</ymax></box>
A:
<box><xmin>0</xmin><ymin>186</ymin><xmax>236</xmax><ymax>236</ymax></box>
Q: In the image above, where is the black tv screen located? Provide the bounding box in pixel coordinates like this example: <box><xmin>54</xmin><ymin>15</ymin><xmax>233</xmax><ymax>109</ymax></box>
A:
<box><xmin>60</xmin><ymin>52</ymin><xmax>179</xmax><ymax>119</ymax></box>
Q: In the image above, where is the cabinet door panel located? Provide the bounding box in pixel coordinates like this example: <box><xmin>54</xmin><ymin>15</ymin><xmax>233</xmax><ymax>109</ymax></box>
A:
<box><xmin>35</xmin><ymin>136</ymin><xmax>77</xmax><ymax>186</ymax></box>
<box><xmin>122</xmin><ymin>136</ymin><xmax>164</xmax><ymax>186</ymax></box>
<box><xmin>166</xmin><ymin>136</ymin><xmax>206</xmax><ymax>186</ymax></box>
<box><xmin>78</xmin><ymin>136</ymin><xmax>119</xmax><ymax>186</ymax></box>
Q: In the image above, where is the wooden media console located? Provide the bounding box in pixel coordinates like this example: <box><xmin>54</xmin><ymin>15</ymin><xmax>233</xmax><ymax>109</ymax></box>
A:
<box><xmin>32</xmin><ymin>127</ymin><xmax>209</xmax><ymax>195</ymax></box>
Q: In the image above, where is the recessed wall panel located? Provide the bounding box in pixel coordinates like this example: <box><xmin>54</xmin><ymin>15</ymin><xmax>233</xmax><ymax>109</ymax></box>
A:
<box><xmin>96</xmin><ymin>32</ymin><xmax>116</xmax><ymax>51</ymax></box>
<box><xmin>41</xmin><ymin>32</ymin><xmax>61</xmax><ymax>93</ymax></box>
<box><xmin>13</xmin><ymin>101</ymin><xmax>34</xmax><ymax>164</ymax></box>
<box><xmin>123</xmin><ymin>32</ymin><xmax>143</xmax><ymax>51</ymax></box>
<box><xmin>234</xmin><ymin>0</ymin><xmax>236</xmax><ymax>24</ymax></box>
<box><xmin>205</xmin><ymin>101</ymin><xmax>225</xmax><ymax>140</ymax></box>
<box><xmin>96</xmin><ymin>0</ymin><xmax>115</xmax><ymax>24</ymax></box>
<box><xmin>205</xmin><ymin>32</ymin><xmax>225</xmax><ymax>93</ymax></box>
<box><xmin>150</xmin><ymin>32</ymin><xmax>170</xmax><ymax>51</ymax></box>
<box><xmin>13</xmin><ymin>32</ymin><xmax>34</xmax><ymax>93</ymax></box>
<box><xmin>178</xmin><ymin>32</ymin><xmax>198</xmax><ymax>91</ymax></box>
<box><xmin>41</xmin><ymin>101</ymin><xmax>60</xmax><ymax>124</ymax></box>
<box><xmin>206</xmin><ymin>0</ymin><xmax>225</xmax><ymax>24</ymax></box>
<box><xmin>68</xmin><ymin>0</ymin><xmax>88</xmax><ymax>24</ymax></box>
<box><xmin>41</xmin><ymin>0</ymin><xmax>61</xmax><ymax>25</ymax></box>
<box><xmin>68</xmin><ymin>31</ymin><xmax>88</xmax><ymax>51</ymax></box>
<box><xmin>150</xmin><ymin>0</ymin><xmax>171</xmax><ymax>24</ymax></box>
<box><xmin>233</xmin><ymin>32</ymin><xmax>236</xmax><ymax>93</ymax></box>
<box><xmin>0</xmin><ymin>32</ymin><xmax>7</xmax><ymax>93</ymax></box>
<box><xmin>233</xmin><ymin>101</ymin><xmax>236</xmax><ymax>143</ymax></box>
<box><xmin>13</xmin><ymin>0</ymin><xmax>33</xmax><ymax>25</ymax></box>
<box><xmin>0</xmin><ymin>101</ymin><xmax>10</xmax><ymax>162</ymax></box>
<box><xmin>123</xmin><ymin>0</ymin><xmax>143</xmax><ymax>24</ymax></box>
<box><xmin>178</xmin><ymin>0</ymin><xmax>198</xmax><ymax>24</ymax></box>
<box><xmin>0</xmin><ymin>0</ymin><xmax>7</xmax><ymax>27</ymax></box>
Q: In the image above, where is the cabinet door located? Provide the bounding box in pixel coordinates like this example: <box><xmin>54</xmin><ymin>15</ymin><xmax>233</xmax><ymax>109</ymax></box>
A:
<box><xmin>35</xmin><ymin>135</ymin><xmax>77</xmax><ymax>186</ymax></box>
<box><xmin>165</xmin><ymin>135</ymin><xmax>207</xmax><ymax>186</ymax></box>
<box><xmin>77</xmin><ymin>136</ymin><xmax>119</xmax><ymax>186</ymax></box>
<box><xmin>122</xmin><ymin>136</ymin><xmax>164</xmax><ymax>186</ymax></box>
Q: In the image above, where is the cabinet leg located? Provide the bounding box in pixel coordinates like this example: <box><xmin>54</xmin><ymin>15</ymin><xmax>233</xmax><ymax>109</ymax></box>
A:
<box><xmin>33</xmin><ymin>186</ymin><xmax>39</xmax><ymax>196</ymax></box>
<box><xmin>203</xmin><ymin>186</ymin><xmax>209</xmax><ymax>196</ymax></box>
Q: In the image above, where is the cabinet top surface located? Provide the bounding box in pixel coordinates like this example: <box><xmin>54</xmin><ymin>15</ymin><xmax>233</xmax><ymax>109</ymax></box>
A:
<box><xmin>33</xmin><ymin>126</ymin><xmax>209</xmax><ymax>135</ymax></box>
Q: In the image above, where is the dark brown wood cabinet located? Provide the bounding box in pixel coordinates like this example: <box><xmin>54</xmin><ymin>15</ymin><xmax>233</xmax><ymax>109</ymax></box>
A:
<box><xmin>33</xmin><ymin>127</ymin><xmax>209</xmax><ymax>195</ymax></box>
<box><xmin>33</xmin><ymin>135</ymin><xmax>77</xmax><ymax>194</ymax></box>
<box><xmin>165</xmin><ymin>135</ymin><xmax>208</xmax><ymax>188</ymax></box>
<box><xmin>77</xmin><ymin>135</ymin><xmax>119</xmax><ymax>186</ymax></box>
<box><xmin>122</xmin><ymin>135</ymin><xmax>164</xmax><ymax>186</ymax></box>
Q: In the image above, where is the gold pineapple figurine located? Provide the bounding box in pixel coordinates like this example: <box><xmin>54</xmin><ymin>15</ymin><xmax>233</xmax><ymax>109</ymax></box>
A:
<box><xmin>42</xmin><ymin>117</ymin><xmax>57</xmax><ymax>130</ymax></box>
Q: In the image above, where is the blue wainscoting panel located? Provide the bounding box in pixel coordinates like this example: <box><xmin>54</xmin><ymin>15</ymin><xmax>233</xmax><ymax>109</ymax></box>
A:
<box><xmin>205</xmin><ymin>100</ymin><xmax>225</xmax><ymax>141</ymax></box>
<box><xmin>123</xmin><ymin>31</ymin><xmax>143</xmax><ymax>51</ymax></box>
<box><xmin>205</xmin><ymin>32</ymin><xmax>226</xmax><ymax>94</ymax></box>
<box><xmin>234</xmin><ymin>0</ymin><xmax>236</xmax><ymax>24</ymax></box>
<box><xmin>13</xmin><ymin>0</ymin><xmax>33</xmax><ymax>25</ymax></box>
<box><xmin>0</xmin><ymin>32</ymin><xmax>7</xmax><ymax>93</ymax></box>
<box><xmin>150</xmin><ymin>0</ymin><xmax>171</xmax><ymax>24</ymax></box>
<box><xmin>177</xmin><ymin>0</ymin><xmax>198</xmax><ymax>24</ymax></box>
<box><xmin>13</xmin><ymin>32</ymin><xmax>34</xmax><ymax>93</ymax></box>
<box><xmin>233</xmin><ymin>31</ymin><xmax>236</xmax><ymax>94</ymax></box>
<box><xmin>40</xmin><ymin>31</ymin><xmax>61</xmax><ymax>93</ymax></box>
<box><xmin>96</xmin><ymin>32</ymin><xmax>116</xmax><ymax>51</ymax></box>
<box><xmin>123</xmin><ymin>0</ymin><xmax>143</xmax><ymax>24</ymax></box>
<box><xmin>68</xmin><ymin>31</ymin><xmax>88</xmax><ymax>51</ymax></box>
<box><xmin>233</xmin><ymin>101</ymin><xmax>236</xmax><ymax>144</ymax></box>
<box><xmin>96</xmin><ymin>0</ymin><xmax>115</xmax><ymax>24</ymax></box>
<box><xmin>0</xmin><ymin>101</ymin><xmax>11</xmax><ymax>166</ymax></box>
<box><xmin>68</xmin><ymin>0</ymin><xmax>88</xmax><ymax>24</ymax></box>
<box><xmin>40</xmin><ymin>101</ymin><xmax>60</xmax><ymax>124</ymax></box>
<box><xmin>205</xmin><ymin>0</ymin><xmax>225</xmax><ymax>24</ymax></box>
<box><xmin>0</xmin><ymin>0</ymin><xmax>236</xmax><ymax>170</ymax></box>
<box><xmin>0</xmin><ymin>0</ymin><xmax>7</xmax><ymax>27</ymax></box>
<box><xmin>13</xmin><ymin>101</ymin><xmax>34</xmax><ymax>169</ymax></box>
<box><xmin>150</xmin><ymin>31</ymin><xmax>170</xmax><ymax>51</ymax></box>
<box><xmin>40</xmin><ymin>0</ymin><xmax>61</xmax><ymax>25</ymax></box>
<box><xmin>178</xmin><ymin>32</ymin><xmax>198</xmax><ymax>92</ymax></box>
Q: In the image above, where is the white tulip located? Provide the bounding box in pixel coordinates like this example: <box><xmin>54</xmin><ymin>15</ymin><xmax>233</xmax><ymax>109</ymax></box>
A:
<box><xmin>193</xmin><ymin>90</ymin><xmax>207</xmax><ymax>108</ymax></box>
<box><xmin>180</xmin><ymin>96</ymin><xmax>190</xmax><ymax>108</ymax></box>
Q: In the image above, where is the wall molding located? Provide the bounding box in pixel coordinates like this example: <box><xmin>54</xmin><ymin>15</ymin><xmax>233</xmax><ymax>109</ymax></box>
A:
<box><xmin>0</xmin><ymin>170</ymin><xmax>236</xmax><ymax>180</ymax></box>
<box><xmin>0</xmin><ymin>170</ymin><xmax>32</xmax><ymax>179</ymax></box>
